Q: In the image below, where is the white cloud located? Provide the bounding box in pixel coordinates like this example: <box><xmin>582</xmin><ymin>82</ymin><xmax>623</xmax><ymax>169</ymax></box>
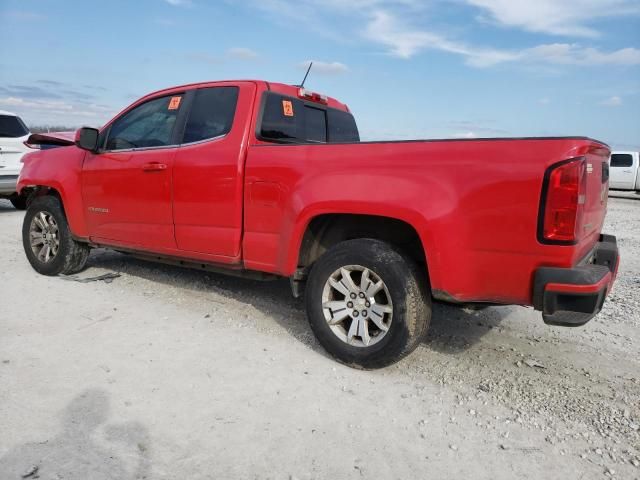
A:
<box><xmin>447</xmin><ymin>120</ymin><xmax>509</xmax><ymax>138</ymax></box>
<box><xmin>453</xmin><ymin>131</ymin><xmax>478</xmax><ymax>138</ymax></box>
<box><xmin>466</xmin><ymin>0</ymin><xmax>640</xmax><ymax>37</ymax></box>
<box><xmin>0</xmin><ymin>97</ymin><xmax>115</xmax><ymax>126</ymax></box>
<box><xmin>298</xmin><ymin>60</ymin><xmax>349</xmax><ymax>75</ymax></box>
<box><xmin>364</xmin><ymin>10</ymin><xmax>518</xmax><ymax>66</ymax></box>
<box><xmin>243</xmin><ymin>1</ymin><xmax>640</xmax><ymax>69</ymax></box>
<box><xmin>600</xmin><ymin>96</ymin><xmax>622</xmax><ymax>107</ymax></box>
<box><xmin>227</xmin><ymin>47</ymin><xmax>259</xmax><ymax>60</ymax></box>
<box><xmin>364</xmin><ymin>10</ymin><xmax>435</xmax><ymax>59</ymax></box>
<box><xmin>164</xmin><ymin>0</ymin><xmax>192</xmax><ymax>6</ymax></box>
<box><xmin>611</xmin><ymin>142</ymin><xmax>640</xmax><ymax>151</ymax></box>
<box><xmin>521</xmin><ymin>44</ymin><xmax>640</xmax><ymax>66</ymax></box>
<box><xmin>1</xmin><ymin>97</ymin><xmax>71</xmax><ymax>112</ymax></box>
<box><xmin>363</xmin><ymin>11</ymin><xmax>640</xmax><ymax>67</ymax></box>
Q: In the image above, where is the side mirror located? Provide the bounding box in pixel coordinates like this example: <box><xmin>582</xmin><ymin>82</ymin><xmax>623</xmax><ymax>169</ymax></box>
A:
<box><xmin>75</xmin><ymin>127</ymin><xmax>99</xmax><ymax>152</ymax></box>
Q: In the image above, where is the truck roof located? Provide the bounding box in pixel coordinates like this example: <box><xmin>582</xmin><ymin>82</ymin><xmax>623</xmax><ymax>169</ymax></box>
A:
<box><xmin>137</xmin><ymin>80</ymin><xmax>350</xmax><ymax>112</ymax></box>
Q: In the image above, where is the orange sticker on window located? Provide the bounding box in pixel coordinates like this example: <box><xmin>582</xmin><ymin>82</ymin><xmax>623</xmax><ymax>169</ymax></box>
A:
<box><xmin>282</xmin><ymin>100</ymin><xmax>294</xmax><ymax>117</ymax></box>
<box><xmin>168</xmin><ymin>96</ymin><xmax>181</xmax><ymax>110</ymax></box>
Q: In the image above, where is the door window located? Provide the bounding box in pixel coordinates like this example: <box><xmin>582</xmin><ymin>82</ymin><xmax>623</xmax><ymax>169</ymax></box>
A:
<box><xmin>610</xmin><ymin>154</ymin><xmax>633</xmax><ymax>168</ymax></box>
<box><xmin>105</xmin><ymin>94</ymin><xmax>183</xmax><ymax>151</ymax></box>
<box><xmin>259</xmin><ymin>94</ymin><xmax>304</xmax><ymax>142</ymax></box>
<box><xmin>183</xmin><ymin>87</ymin><xmax>239</xmax><ymax>143</ymax></box>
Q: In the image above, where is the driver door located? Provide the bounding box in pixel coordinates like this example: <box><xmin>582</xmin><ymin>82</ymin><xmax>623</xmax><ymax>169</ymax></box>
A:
<box><xmin>82</xmin><ymin>93</ymin><xmax>185</xmax><ymax>251</ymax></box>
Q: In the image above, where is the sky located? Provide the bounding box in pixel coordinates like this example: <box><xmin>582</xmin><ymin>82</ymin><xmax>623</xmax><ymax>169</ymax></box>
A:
<box><xmin>0</xmin><ymin>0</ymin><xmax>639</xmax><ymax>149</ymax></box>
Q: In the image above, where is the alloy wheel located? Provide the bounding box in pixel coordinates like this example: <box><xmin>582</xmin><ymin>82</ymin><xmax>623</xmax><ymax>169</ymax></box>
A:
<box><xmin>321</xmin><ymin>265</ymin><xmax>393</xmax><ymax>347</ymax></box>
<box><xmin>29</xmin><ymin>211</ymin><xmax>60</xmax><ymax>263</ymax></box>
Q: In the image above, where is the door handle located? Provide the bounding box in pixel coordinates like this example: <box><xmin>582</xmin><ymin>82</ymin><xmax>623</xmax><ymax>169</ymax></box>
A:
<box><xmin>142</xmin><ymin>162</ymin><xmax>167</xmax><ymax>172</ymax></box>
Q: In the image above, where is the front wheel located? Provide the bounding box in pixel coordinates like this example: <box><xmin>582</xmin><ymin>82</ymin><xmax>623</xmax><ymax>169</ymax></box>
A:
<box><xmin>305</xmin><ymin>239</ymin><xmax>431</xmax><ymax>369</ymax></box>
<box><xmin>22</xmin><ymin>196</ymin><xmax>90</xmax><ymax>276</ymax></box>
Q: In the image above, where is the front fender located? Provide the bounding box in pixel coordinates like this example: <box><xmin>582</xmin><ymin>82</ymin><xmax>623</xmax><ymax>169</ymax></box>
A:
<box><xmin>18</xmin><ymin>146</ymin><xmax>89</xmax><ymax>239</ymax></box>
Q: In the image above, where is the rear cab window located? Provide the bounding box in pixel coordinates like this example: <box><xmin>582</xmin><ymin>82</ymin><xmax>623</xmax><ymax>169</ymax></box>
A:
<box><xmin>304</xmin><ymin>106</ymin><xmax>327</xmax><ymax>143</ymax></box>
<box><xmin>258</xmin><ymin>92</ymin><xmax>359</xmax><ymax>144</ymax></box>
<box><xmin>327</xmin><ymin>109</ymin><xmax>359</xmax><ymax>142</ymax></box>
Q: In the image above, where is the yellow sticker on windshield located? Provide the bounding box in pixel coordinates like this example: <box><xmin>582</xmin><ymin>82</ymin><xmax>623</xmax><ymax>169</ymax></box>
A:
<box><xmin>168</xmin><ymin>96</ymin><xmax>181</xmax><ymax>110</ymax></box>
<box><xmin>282</xmin><ymin>100</ymin><xmax>294</xmax><ymax>117</ymax></box>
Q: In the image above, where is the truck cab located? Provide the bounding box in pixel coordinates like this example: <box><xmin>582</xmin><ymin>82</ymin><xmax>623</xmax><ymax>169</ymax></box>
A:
<box><xmin>609</xmin><ymin>151</ymin><xmax>640</xmax><ymax>191</ymax></box>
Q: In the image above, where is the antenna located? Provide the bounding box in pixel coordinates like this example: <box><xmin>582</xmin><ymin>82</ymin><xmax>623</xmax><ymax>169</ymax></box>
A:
<box><xmin>299</xmin><ymin>61</ymin><xmax>313</xmax><ymax>88</ymax></box>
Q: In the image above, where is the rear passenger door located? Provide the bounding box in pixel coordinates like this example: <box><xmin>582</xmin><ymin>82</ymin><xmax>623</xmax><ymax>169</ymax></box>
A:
<box><xmin>172</xmin><ymin>83</ymin><xmax>254</xmax><ymax>260</ymax></box>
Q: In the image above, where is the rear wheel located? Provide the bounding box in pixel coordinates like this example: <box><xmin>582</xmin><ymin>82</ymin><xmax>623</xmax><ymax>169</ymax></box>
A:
<box><xmin>22</xmin><ymin>196</ymin><xmax>90</xmax><ymax>276</ymax></box>
<box><xmin>305</xmin><ymin>239</ymin><xmax>431</xmax><ymax>369</ymax></box>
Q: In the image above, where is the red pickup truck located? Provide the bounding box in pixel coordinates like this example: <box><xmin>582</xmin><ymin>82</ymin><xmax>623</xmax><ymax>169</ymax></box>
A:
<box><xmin>17</xmin><ymin>80</ymin><xmax>619</xmax><ymax>368</ymax></box>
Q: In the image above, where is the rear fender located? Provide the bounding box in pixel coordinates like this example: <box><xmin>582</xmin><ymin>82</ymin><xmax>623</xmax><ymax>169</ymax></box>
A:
<box><xmin>283</xmin><ymin>202</ymin><xmax>437</xmax><ymax>286</ymax></box>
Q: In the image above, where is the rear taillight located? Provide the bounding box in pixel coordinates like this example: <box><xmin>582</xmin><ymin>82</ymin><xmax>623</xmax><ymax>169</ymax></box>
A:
<box><xmin>539</xmin><ymin>157</ymin><xmax>587</xmax><ymax>244</ymax></box>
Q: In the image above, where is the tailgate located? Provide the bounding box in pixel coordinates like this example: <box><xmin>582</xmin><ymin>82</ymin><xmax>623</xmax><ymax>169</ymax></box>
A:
<box><xmin>0</xmin><ymin>145</ymin><xmax>27</xmax><ymax>172</ymax></box>
<box><xmin>0</xmin><ymin>147</ymin><xmax>24</xmax><ymax>162</ymax></box>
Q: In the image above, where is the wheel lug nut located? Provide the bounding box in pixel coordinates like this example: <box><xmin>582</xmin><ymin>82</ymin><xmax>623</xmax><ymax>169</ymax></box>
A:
<box><xmin>350</xmin><ymin>293</ymin><xmax>357</xmax><ymax>299</ymax></box>
<box><xmin>352</xmin><ymin>311</ymin><xmax>359</xmax><ymax>317</ymax></box>
<box><xmin>362</xmin><ymin>310</ymin><xmax>368</xmax><ymax>317</ymax></box>
<box><xmin>347</xmin><ymin>302</ymin><xmax>353</xmax><ymax>308</ymax></box>
<box><xmin>365</xmin><ymin>301</ymin><xmax>371</xmax><ymax>307</ymax></box>
<box><xmin>359</xmin><ymin>292</ymin><xmax>365</xmax><ymax>298</ymax></box>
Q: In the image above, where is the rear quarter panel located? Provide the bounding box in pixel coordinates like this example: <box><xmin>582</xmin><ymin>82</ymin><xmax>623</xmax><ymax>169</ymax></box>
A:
<box><xmin>244</xmin><ymin>138</ymin><xmax>608</xmax><ymax>305</ymax></box>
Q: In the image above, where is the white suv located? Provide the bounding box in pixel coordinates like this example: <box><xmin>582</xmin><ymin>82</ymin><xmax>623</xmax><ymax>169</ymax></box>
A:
<box><xmin>0</xmin><ymin>110</ymin><xmax>31</xmax><ymax>209</ymax></box>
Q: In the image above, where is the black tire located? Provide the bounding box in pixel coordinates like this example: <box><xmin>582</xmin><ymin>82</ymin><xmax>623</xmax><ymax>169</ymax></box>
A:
<box><xmin>22</xmin><ymin>196</ymin><xmax>90</xmax><ymax>276</ymax></box>
<box><xmin>9</xmin><ymin>194</ymin><xmax>27</xmax><ymax>210</ymax></box>
<box><xmin>305</xmin><ymin>239</ymin><xmax>431</xmax><ymax>369</ymax></box>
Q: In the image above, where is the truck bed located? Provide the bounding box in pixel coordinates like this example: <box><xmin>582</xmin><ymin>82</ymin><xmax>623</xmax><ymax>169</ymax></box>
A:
<box><xmin>244</xmin><ymin>136</ymin><xmax>611</xmax><ymax>305</ymax></box>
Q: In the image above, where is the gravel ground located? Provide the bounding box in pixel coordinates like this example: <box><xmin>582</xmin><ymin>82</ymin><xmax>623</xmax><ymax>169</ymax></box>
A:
<box><xmin>0</xmin><ymin>195</ymin><xmax>639</xmax><ymax>480</ymax></box>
